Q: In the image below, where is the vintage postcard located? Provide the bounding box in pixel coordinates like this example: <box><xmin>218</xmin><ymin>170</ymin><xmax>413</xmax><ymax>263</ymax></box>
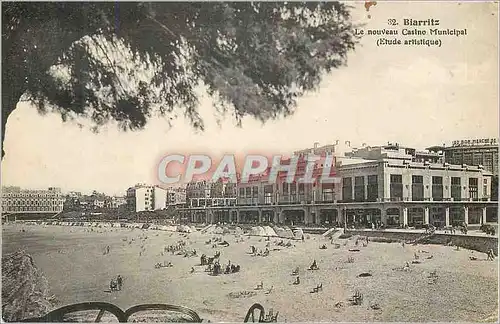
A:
<box><xmin>1</xmin><ymin>1</ymin><xmax>498</xmax><ymax>323</ymax></box>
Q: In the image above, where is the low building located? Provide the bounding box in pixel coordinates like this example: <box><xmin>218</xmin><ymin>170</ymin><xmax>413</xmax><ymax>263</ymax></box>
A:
<box><xmin>126</xmin><ymin>184</ymin><xmax>167</xmax><ymax>212</ymax></box>
<box><xmin>1</xmin><ymin>186</ymin><xmax>64</xmax><ymax>214</ymax></box>
<box><xmin>109</xmin><ymin>196</ymin><xmax>127</xmax><ymax>209</ymax></box>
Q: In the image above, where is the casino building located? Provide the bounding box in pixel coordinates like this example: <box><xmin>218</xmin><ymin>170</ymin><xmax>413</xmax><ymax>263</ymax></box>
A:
<box><xmin>179</xmin><ymin>142</ymin><xmax>497</xmax><ymax>227</ymax></box>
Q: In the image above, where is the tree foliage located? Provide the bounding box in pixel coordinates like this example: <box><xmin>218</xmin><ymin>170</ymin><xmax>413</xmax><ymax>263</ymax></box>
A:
<box><xmin>2</xmin><ymin>2</ymin><xmax>357</xmax><ymax>156</ymax></box>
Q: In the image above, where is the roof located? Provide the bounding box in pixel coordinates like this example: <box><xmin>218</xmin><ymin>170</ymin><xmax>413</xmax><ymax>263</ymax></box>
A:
<box><xmin>425</xmin><ymin>146</ymin><xmax>445</xmax><ymax>151</ymax></box>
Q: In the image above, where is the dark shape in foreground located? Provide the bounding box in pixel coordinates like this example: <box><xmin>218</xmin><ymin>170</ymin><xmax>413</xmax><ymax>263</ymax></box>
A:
<box><xmin>19</xmin><ymin>302</ymin><xmax>278</xmax><ymax>323</ymax></box>
<box><xmin>1</xmin><ymin>2</ymin><xmax>358</xmax><ymax>158</ymax></box>
<box><xmin>1</xmin><ymin>250</ymin><xmax>57</xmax><ymax>322</ymax></box>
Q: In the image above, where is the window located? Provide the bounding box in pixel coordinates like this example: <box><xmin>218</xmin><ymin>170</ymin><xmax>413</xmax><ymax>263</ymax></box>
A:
<box><xmin>367</xmin><ymin>175</ymin><xmax>378</xmax><ymax>201</ymax></box>
<box><xmin>412</xmin><ymin>176</ymin><xmax>423</xmax><ymax>184</ymax></box>
<box><xmin>451</xmin><ymin>177</ymin><xmax>461</xmax><ymax>201</ymax></box>
<box><xmin>390</xmin><ymin>174</ymin><xmax>403</xmax><ymax>200</ymax></box>
<box><xmin>354</xmin><ymin>176</ymin><xmax>365</xmax><ymax>201</ymax></box>
<box><xmin>432</xmin><ymin>176</ymin><xmax>443</xmax><ymax>201</ymax></box>
<box><xmin>432</xmin><ymin>176</ymin><xmax>442</xmax><ymax>185</ymax></box>
<box><xmin>391</xmin><ymin>175</ymin><xmax>402</xmax><ymax>183</ymax></box>
<box><xmin>469</xmin><ymin>178</ymin><xmax>478</xmax><ymax>199</ymax></box>
<box><xmin>321</xmin><ymin>183</ymin><xmax>335</xmax><ymax>202</ymax></box>
<box><xmin>342</xmin><ymin>177</ymin><xmax>353</xmax><ymax>201</ymax></box>
<box><xmin>411</xmin><ymin>175</ymin><xmax>424</xmax><ymax>201</ymax></box>
<box><xmin>473</xmin><ymin>153</ymin><xmax>482</xmax><ymax>166</ymax></box>
<box><xmin>463</xmin><ymin>153</ymin><xmax>473</xmax><ymax>165</ymax></box>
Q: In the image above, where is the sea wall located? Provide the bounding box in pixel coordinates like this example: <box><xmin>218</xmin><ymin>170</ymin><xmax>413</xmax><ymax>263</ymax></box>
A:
<box><xmin>346</xmin><ymin>229</ymin><xmax>498</xmax><ymax>255</ymax></box>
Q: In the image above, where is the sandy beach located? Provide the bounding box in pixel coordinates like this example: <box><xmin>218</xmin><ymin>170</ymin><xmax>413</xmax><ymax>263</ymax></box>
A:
<box><xmin>2</xmin><ymin>224</ymin><xmax>498</xmax><ymax>322</ymax></box>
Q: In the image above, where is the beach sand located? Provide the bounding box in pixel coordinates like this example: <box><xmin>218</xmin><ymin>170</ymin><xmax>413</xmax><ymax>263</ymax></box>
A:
<box><xmin>2</xmin><ymin>224</ymin><xmax>498</xmax><ymax>322</ymax></box>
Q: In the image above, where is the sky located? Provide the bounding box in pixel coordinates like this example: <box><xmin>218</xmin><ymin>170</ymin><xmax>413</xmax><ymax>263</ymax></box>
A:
<box><xmin>1</xmin><ymin>1</ymin><xmax>498</xmax><ymax>196</ymax></box>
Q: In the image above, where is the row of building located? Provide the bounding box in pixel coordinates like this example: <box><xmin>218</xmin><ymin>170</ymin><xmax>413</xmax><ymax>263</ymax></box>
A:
<box><xmin>0</xmin><ymin>184</ymin><xmax>187</xmax><ymax>215</ymax></box>
<box><xmin>63</xmin><ymin>191</ymin><xmax>127</xmax><ymax>211</ymax></box>
<box><xmin>2</xmin><ymin>138</ymin><xmax>498</xmax><ymax>228</ymax></box>
<box><xmin>179</xmin><ymin>139</ymin><xmax>499</xmax><ymax>228</ymax></box>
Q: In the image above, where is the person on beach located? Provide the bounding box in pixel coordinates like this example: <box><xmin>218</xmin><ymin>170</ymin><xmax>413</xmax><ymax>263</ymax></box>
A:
<box><xmin>309</xmin><ymin>260</ymin><xmax>319</xmax><ymax>270</ymax></box>
<box><xmin>117</xmin><ymin>275</ymin><xmax>123</xmax><ymax>290</ymax></box>
<box><xmin>487</xmin><ymin>249</ymin><xmax>495</xmax><ymax>261</ymax></box>
<box><xmin>110</xmin><ymin>279</ymin><xmax>117</xmax><ymax>292</ymax></box>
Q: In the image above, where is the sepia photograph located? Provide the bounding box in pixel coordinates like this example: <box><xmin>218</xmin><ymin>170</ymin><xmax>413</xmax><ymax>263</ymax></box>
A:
<box><xmin>1</xmin><ymin>1</ymin><xmax>498</xmax><ymax>323</ymax></box>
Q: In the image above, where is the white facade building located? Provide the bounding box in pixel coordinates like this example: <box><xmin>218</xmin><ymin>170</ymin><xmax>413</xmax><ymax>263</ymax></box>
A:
<box><xmin>126</xmin><ymin>184</ymin><xmax>167</xmax><ymax>212</ymax></box>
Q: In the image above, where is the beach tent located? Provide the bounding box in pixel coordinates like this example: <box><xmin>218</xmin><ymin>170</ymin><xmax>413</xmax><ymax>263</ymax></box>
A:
<box><xmin>203</xmin><ymin>225</ymin><xmax>216</xmax><ymax>234</ymax></box>
<box><xmin>234</xmin><ymin>226</ymin><xmax>243</xmax><ymax>235</ymax></box>
<box><xmin>214</xmin><ymin>226</ymin><xmax>224</xmax><ymax>234</ymax></box>
<box><xmin>282</xmin><ymin>227</ymin><xmax>295</xmax><ymax>238</ymax></box>
<box><xmin>112</xmin><ymin>223</ymin><xmax>121</xmax><ymax>228</ymax></box>
<box><xmin>148</xmin><ymin>225</ymin><xmax>158</xmax><ymax>230</ymax></box>
<box><xmin>141</xmin><ymin>224</ymin><xmax>150</xmax><ymax>229</ymax></box>
<box><xmin>222</xmin><ymin>226</ymin><xmax>230</xmax><ymax>234</ymax></box>
<box><xmin>177</xmin><ymin>225</ymin><xmax>192</xmax><ymax>233</ymax></box>
<box><xmin>262</xmin><ymin>226</ymin><xmax>278</xmax><ymax>237</ymax></box>
<box><xmin>190</xmin><ymin>226</ymin><xmax>198</xmax><ymax>232</ymax></box>
<box><xmin>102</xmin><ymin>223</ymin><xmax>111</xmax><ymax>228</ymax></box>
<box><xmin>249</xmin><ymin>226</ymin><xmax>265</xmax><ymax>236</ymax></box>
<box><xmin>292</xmin><ymin>228</ymin><xmax>304</xmax><ymax>239</ymax></box>
<box><xmin>273</xmin><ymin>226</ymin><xmax>286</xmax><ymax>237</ymax></box>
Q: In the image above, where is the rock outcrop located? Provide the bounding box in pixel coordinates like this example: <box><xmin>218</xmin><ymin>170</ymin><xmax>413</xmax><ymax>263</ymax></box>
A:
<box><xmin>2</xmin><ymin>250</ymin><xmax>57</xmax><ymax>321</ymax></box>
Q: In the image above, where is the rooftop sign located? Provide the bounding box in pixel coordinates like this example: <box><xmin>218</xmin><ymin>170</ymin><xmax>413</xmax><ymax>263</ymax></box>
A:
<box><xmin>451</xmin><ymin>138</ymin><xmax>498</xmax><ymax>147</ymax></box>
